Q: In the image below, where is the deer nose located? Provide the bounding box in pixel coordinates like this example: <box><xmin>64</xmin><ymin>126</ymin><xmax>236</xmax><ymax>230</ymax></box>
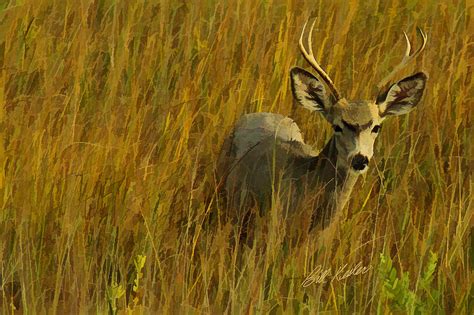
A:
<box><xmin>351</xmin><ymin>154</ymin><xmax>369</xmax><ymax>171</ymax></box>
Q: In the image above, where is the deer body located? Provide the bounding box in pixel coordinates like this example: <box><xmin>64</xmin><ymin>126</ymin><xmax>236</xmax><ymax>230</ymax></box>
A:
<box><xmin>220</xmin><ymin>112</ymin><xmax>358</xmax><ymax>226</ymax></box>
<box><xmin>218</xmin><ymin>21</ymin><xmax>427</xmax><ymax>229</ymax></box>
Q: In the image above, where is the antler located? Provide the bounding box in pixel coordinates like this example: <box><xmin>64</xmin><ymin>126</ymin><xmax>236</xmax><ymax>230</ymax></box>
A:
<box><xmin>299</xmin><ymin>20</ymin><xmax>342</xmax><ymax>101</ymax></box>
<box><xmin>377</xmin><ymin>27</ymin><xmax>427</xmax><ymax>89</ymax></box>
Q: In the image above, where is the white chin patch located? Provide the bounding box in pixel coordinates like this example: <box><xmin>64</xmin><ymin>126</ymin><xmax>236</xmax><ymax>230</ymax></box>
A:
<box><xmin>350</xmin><ymin>166</ymin><xmax>368</xmax><ymax>174</ymax></box>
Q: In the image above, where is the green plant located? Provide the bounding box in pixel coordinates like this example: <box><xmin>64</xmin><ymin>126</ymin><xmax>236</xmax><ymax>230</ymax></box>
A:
<box><xmin>107</xmin><ymin>280</ymin><xmax>125</xmax><ymax>315</ymax></box>
<box><xmin>378</xmin><ymin>252</ymin><xmax>440</xmax><ymax>314</ymax></box>
<box><xmin>129</xmin><ymin>254</ymin><xmax>147</xmax><ymax>310</ymax></box>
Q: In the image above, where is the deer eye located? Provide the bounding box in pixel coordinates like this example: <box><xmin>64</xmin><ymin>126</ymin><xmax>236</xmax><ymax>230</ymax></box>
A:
<box><xmin>333</xmin><ymin>125</ymin><xmax>343</xmax><ymax>133</ymax></box>
<box><xmin>372</xmin><ymin>125</ymin><xmax>381</xmax><ymax>133</ymax></box>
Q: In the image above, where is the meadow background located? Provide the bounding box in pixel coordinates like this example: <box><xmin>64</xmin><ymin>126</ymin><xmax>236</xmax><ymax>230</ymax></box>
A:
<box><xmin>1</xmin><ymin>0</ymin><xmax>473</xmax><ymax>313</ymax></box>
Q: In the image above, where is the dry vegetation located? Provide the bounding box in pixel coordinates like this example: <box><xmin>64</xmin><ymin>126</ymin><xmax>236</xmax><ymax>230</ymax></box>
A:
<box><xmin>1</xmin><ymin>0</ymin><xmax>473</xmax><ymax>313</ymax></box>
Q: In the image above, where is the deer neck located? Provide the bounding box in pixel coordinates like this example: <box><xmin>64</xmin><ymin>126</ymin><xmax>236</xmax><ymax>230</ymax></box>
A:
<box><xmin>308</xmin><ymin>135</ymin><xmax>360</xmax><ymax>225</ymax></box>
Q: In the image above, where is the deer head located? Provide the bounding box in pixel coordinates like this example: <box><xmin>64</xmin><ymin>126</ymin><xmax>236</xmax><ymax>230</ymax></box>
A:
<box><xmin>290</xmin><ymin>21</ymin><xmax>427</xmax><ymax>173</ymax></box>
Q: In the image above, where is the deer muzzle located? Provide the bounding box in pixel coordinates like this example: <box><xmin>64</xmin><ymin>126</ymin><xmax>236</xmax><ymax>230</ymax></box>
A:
<box><xmin>351</xmin><ymin>154</ymin><xmax>369</xmax><ymax>171</ymax></box>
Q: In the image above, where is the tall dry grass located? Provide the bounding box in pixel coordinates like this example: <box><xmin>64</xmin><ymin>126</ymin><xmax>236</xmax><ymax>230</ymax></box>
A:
<box><xmin>0</xmin><ymin>0</ymin><xmax>472</xmax><ymax>313</ymax></box>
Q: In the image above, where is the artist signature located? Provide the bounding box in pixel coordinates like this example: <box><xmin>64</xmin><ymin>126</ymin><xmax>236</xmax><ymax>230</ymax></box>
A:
<box><xmin>301</xmin><ymin>261</ymin><xmax>372</xmax><ymax>287</ymax></box>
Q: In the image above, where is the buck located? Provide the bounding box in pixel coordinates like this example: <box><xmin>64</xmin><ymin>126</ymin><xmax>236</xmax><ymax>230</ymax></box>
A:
<box><xmin>217</xmin><ymin>21</ymin><xmax>427</xmax><ymax>230</ymax></box>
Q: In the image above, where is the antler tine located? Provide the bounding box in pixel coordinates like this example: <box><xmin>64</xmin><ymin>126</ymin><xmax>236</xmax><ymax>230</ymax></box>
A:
<box><xmin>413</xmin><ymin>27</ymin><xmax>427</xmax><ymax>57</ymax></box>
<box><xmin>377</xmin><ymin>27</ymin><xmax>427</xmax><ymax>89</ymax></box>
<box><xmin>402</xmin><ymin>31</ymin><xmax>412</xmax><ymax>59</ymax></box>
<box><xmin>307</xmin><ymin>19</ymin><xmax>316</xmax><ymax>58</ymax></box>
<box><xmin>298</xmin><ymin>20</ymin><xmax>342</xmax><ymax>101</ymax></box>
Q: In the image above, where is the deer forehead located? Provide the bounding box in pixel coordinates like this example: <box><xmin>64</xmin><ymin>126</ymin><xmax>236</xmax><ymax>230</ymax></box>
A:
<box><xmin>331</xmin><ymin>100</ymin><xmax>382</xmax><ymax>126</ymax></box>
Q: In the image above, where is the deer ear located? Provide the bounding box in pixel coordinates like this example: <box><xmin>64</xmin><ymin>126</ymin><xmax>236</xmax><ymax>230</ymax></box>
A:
<box><xmin>377</xmin><ymin>72</ymin><xmax>427</xmax><ymax>117</ymax></box>
<box><xmin>290</xmin><ymin>67</ymin><xmax>330</xmax><ymax>112</ymax></box>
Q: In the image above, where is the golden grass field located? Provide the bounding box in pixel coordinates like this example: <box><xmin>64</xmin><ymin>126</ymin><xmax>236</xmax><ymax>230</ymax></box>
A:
<box><xmin>1</xmin><ymin>0</ymin><xmax>473</xmax><ymax>313</ymax></box>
